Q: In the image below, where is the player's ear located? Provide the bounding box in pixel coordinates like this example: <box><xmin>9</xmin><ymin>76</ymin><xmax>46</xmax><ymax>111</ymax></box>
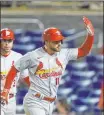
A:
<box><xmin>61</xmin><ymin>40</ymin><xmax>63</xmax><ymax>44</ymax></box>
<box><xmin>45</xmin><ymin>40</ymin><xmax>49</xmax><ymax>45</ymax></box>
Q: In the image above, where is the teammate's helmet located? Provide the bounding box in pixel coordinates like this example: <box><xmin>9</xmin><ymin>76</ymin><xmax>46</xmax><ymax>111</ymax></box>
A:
<box><xmin>42</xmin><ymin>27</ymin><xmax>64</xmax><ymax>41</ymax></box>
<box><xmin>0</xmin><ymin>28</ymin><xmax>15</xmax><ymax>40</ymax></box>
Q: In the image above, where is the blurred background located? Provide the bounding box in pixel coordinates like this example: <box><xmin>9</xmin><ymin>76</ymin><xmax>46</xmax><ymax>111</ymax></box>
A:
<box><xmin>1</xmin><ymin>0</ymin><xmax>103</xmax><ymax>115</ymax></box>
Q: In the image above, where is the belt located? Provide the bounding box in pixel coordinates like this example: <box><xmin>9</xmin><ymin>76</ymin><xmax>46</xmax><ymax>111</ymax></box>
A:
<box><xmin>9</xmin><ymin>93</ymin><xmax>14</xmax><ymax>99</ymax></box>
<box><xmin>34</xmin><ymin>93</ymin><xmax>56</xmax><ymax>103</ymax></box>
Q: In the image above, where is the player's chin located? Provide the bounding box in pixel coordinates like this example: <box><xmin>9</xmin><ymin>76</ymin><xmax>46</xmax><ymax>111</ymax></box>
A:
<box><xmin>4</xmin><ymin>49</ymin><xmax>11</xmax><ymax>52</ymax></box>
<box><xmin>56</xmin><ymin>47</ymin><xmax>61</xmax><ymax>52</ymax></box>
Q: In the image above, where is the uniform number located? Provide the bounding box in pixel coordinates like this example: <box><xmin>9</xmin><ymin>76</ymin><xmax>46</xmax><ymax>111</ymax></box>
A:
<box><xmin>56</xmin><ymin>78</ymin><xmax>59</xmax><ymax>85</ymax></box>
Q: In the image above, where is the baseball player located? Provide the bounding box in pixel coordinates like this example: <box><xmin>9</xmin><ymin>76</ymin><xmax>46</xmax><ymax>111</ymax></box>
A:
<box><xmin>0</xmin><ymin>28</ymin><xmax>30</xmax><ymax>115</ymax></box>
<box><xmin>1</xmin><ymin>16</ymin><xmax>94</xmax><ymax>115</ymax></box>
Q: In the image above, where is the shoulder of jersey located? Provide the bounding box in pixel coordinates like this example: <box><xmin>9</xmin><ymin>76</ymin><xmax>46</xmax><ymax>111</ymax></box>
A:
<box><xmin>29</xmin><ymin>47</ymin><xmax>45</xmax><ymax>58</ymax></box>
<box><xmin>11</xmin><ymin>50</ymin><xmax>23</xmax><ymax>57</ymax></box>
<box><xmin>58</xmin><ymin>48</ymin><xmax>67</xmax><ymax>54</ymax></box>
<box><xmin>30</xmin><ymin>47</ymin><xmax>42</xmax><ymax>54</ymax></box>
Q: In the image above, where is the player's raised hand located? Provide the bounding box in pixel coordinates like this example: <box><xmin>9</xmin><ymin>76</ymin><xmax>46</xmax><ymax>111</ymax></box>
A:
<box><xmin>83</xmin><ymin>16</ymin><xmax>94</xmax><ymax>36</ymax></box>
<box><xmin>0</xmin><ymin>89</ymin><xmax>9</xmax><ymax>105</ymax></box>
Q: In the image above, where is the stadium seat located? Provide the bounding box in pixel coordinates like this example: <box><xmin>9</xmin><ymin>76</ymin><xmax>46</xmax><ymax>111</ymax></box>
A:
<box><xmin>67</xmin><ymin>62</ymin><xmax>88</xmax><ymax>71</ymax></box>
<box><xmin>86</xmin><ymin>55</ymin><xmax>103</xmax><ymax>72</ymax></box>
<box><xmin>65</xmin><ymin>79</ymin><xmax>77</xmax><ymax>89</ymax></box>
<box><xmin>13</xmin><ymin>43</ymin><xmax>36</xmax><ymax>54</ymax></box>
<box><xmin>57</xmin><ymin>87</ymin><xmax>73</xmax><ymax>97</ymax></box>
<box><xmin>77</xmin><ymin>88</ymin><xmax>91</xmax><ymax>99</ymax></box>
<box><xmin>70</xmin><ymin>71</ymin><xmax>95</xmax><ymax>79</ymax></box>
<box><xmin>85</xmin><ymin>55</ymin><xmax>96</xmax><ymax>64</ymax></box>
<box><xmin>91</xmin><ymin>89</ymin><xmax>101</xmax><ymax>95</ymax></box>
<box><xmin>61</xmin><ymin>29</ymin><xmax>76</xmax><ymax>37</ymax></box>
<box><xmin>92</xmin><ymin>80</ymin><xmax>101</xmax><ymax>90</ymax></box>
<box><xmin>97</xmin><ymin>71</ymin><xmax>104</xmax><ymax>82</ymax></box>
<box><xmin>92</xmin><ymin>63</ymin><xmax>103</xmax><ymax>72</ymax></box>
<box><xmin>92</xmin><ymin>107</ymin><xmax>101</xmax><ymax>114</ymax></box>
<box><xmin>32</xmin><ymin>41</ymin><xmax>43</xmax><ymax>48</ymax></box>
<box><xmin>61</xmin><ymin>70</ymin><xmax>70</xmax><ymax>79</ymax></box>
<box><xmin>25</xmin><ymin>30</ymin><xmax>42</xmax><ymax>37</ymax></box>
<box><xmin>67</xmin><ymin>94</ymin><xmax>78</xmax><ymax>102</ymax></box>
<box><xmin>14</xmin><ymin>29</ymin><xmax>23</xmax><ymax>37</ymax></box>
<box><xmin>70</xmin><ymin>71</ymin><xmax>95</xmax><ymax>87</ymax></box>
<box><xmin>86</xmin><ymin>95</ymin><xmax>99</xmax><ymax>106</ymax></box>
<box><xmin>72</xmin><ymin>99</ymin><xmax>89</xmax><ymax>112</ymax></box>
<box><xmin>94</xmin><ymin>55</ymin><xmax>103</xmax><ymax>63</ymax></box>
<box><xmin>24</xmin><ymin>30</ymin><xmax>42</xmax><ymax>41</ymax></box>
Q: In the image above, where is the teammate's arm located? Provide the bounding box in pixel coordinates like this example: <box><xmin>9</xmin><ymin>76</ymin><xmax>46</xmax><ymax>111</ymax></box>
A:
<box><xmin>1</xmin><ymin>66</ymin><xmax>18</xmax><ymax>104</ymax></box>
<box><xmin>1</xmin><ymin>52</ymin><xmax>32</xmax><ymax>103</ymax></box>
<box><xmin>77</xmin><ymin>16</ymin><xmax>94</xmax><ymax>58</ymax></box>
<box><xmin>1</xmin><ymin>68</ymin><xmax>30</xmax><ymax>104</ymax></box>
<box><xmin>4</xmin><ymin>66</ymin><xmax>18</xmax><ymax>90</ymax></box>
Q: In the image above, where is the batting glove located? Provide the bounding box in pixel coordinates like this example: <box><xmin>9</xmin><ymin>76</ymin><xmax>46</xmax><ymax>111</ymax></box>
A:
<box><xmin>1</xmin><ymin>89</ymin><xmax>9</xmax><ymax>105</ymax></box>
<box><xmin>83</xmin><ymin>16</ymin><xmax>94</xmax><ymax>36</ymax></box>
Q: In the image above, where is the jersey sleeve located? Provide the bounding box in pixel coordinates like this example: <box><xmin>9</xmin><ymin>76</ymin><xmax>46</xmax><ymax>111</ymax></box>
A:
<box><xmin>14</xmin><ymin>52</ymin><xmax>38</xmax><ymax>72</ymax></box>
<box><xmin>62</xmin><ymin>48</ymin><xmax>78</xmax><ymax>64</ymax></box>
<box><xmin>20</xmin><ymin>69</ymin><xmax>29</xmax><ymax>78</ymax></box>
<box><xmin>18</xmin><ymin>69</ymin><xmax>30</xmax><ymax>86</ymax></box>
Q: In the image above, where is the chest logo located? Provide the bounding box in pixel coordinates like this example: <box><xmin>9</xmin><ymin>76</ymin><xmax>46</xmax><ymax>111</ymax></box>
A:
<box><xmin>35</xmin><ymin>58</ymin><xmax>63</xmax><ymax>79</ymax></box>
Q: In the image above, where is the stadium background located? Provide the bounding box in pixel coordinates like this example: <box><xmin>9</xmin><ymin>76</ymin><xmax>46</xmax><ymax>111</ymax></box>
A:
<box><xmin>1</xmin><ymin>1</ymin><xmax>103</xmax><ymax>115</ymax></box>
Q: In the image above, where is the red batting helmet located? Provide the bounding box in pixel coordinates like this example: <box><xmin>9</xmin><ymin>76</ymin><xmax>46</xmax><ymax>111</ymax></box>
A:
<box><xmin>42</xmin><ymin>27</ymin><xmax>64</xmax><ymax>41</ymax></box>
<box><xmin>0</xmin><ymin>28</ymin><xmax>15</xmax><ymax>40</ymax></box>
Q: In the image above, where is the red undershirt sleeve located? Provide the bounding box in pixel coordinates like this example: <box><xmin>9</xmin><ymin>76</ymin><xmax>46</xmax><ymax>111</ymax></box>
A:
<box><xmin>78</xmin><ymin>34</ymin><xmax>94</xmax><ymax>58</ymax></box>
<box><xmin>4</xmin><ymin>65</ymin><xmax>19</xmax><ymax>90</ymax></box>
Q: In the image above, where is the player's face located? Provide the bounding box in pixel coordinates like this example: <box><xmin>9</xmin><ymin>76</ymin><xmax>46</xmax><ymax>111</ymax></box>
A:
<box><xmin>48</xmin><ymin>40</ymin><xmax>63</xmax><ymax>52</ymax></box>
<box><xmin>1</xmin><ymin>39</ymin><xmax>13</xmax><ymax>54</ymax></box>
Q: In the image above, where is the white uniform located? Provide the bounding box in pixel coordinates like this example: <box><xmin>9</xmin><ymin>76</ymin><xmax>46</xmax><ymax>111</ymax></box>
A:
<box><xmin>14</xmin><ymin>47</ymin><xmax>78</xmax><ymax>115</ymax></box>
<box><xmin>1</xmin><ymin>51</ymin><xmax>28</xmax><ymax>115</ymax></box>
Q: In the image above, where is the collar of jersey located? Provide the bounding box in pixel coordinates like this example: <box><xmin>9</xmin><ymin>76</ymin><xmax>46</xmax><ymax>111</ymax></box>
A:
<box><xmin>1</xmin><ymin>51</ymin><xmax>11</xmax><ymax>57</ymax></box>
<box><xmin>41</xmin><ymin>47</ymin><xmax>57</xmax><ymax>57</ymax></box>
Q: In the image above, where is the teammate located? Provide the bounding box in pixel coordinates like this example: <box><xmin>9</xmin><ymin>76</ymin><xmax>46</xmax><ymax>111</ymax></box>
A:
<box><xmin>98</xmin><ymin>83</ymin><xmax>104</xmax><ymax>115</ymax></box>
<box><xmin>1</xmin><ymin>16</ymin><xmax>94</xmax><ymax>115</ymax></box>
<box><xmin>0</xmin><ymin>28</ymin><xmax>30</xmax><ymax>115</ymax></box>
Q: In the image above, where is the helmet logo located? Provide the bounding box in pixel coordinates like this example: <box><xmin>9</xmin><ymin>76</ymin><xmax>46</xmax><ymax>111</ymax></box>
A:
<box><xmin>6</xmin><ymin>30</ymin><xmax>10</xmax><ymax>36</ymax></box>
<box><xmin>56</xmin><ymin>31</ymin><xmax>61</xmax><ymax>35</ymax></box>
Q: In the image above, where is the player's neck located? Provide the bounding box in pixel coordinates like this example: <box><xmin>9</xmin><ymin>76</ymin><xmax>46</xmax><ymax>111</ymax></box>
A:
<box><xmin>1</xmin><ymin>50</ymin><xmax>11</xmax><ymax>57</ymax></box>
<box><xmin>43</xmin><ymin>45</ymin><xmax>55</xmax><ymax>55</ymax></box>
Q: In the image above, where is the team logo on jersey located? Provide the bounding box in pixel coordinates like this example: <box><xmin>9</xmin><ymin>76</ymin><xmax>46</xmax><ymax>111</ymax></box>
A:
<box><xmin>35</xmin><ymin>58</ymin><xmax>63</xmax><ymax>79</ymax></box>
<box><xmin>56</xmin><ymin>58</ymin><xmax>63</xmax><ymax>69</ymax></box>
